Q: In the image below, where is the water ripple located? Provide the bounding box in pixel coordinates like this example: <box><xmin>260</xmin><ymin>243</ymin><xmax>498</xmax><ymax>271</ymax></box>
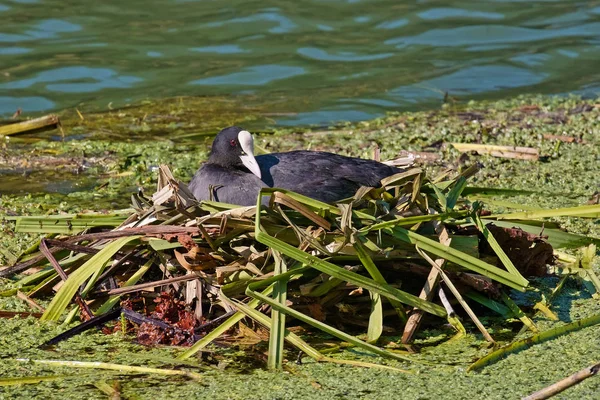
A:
<box><xmin>0</xmin><ymin>18</ymin><xmax>81</xmax><ymax>42</ymax></box>
<box><xmin>386</xmin><ymin>23</ymin><xmax>600</xmax><ymax>47</ymax></box>
<box><xmin>375</xmin><ymin>18</ymin><xmax>409</xmax><ymax>30</ymax></box>
<box><xmin>418</xmin><ymin>8</ymin><xmax>504</xmax><ymax>20</ymax></box>
<box><xmin>391</xmin><ymin>65</ymin><xmax>548</xmax><ymax>100</ymax></box>
<box><xmin>1</xmin><ymin>0</ymin><xmax>599</xmax><ymax>124</ymax></box>
<box><xmin>190</xmin><ymin>45</ymin><xmax>250</xmax><ymax>54</ymax></box>
<box><xmin>0</xmin><ymin>96</ymin><xmax>55</xmax><ymax>113</ymax></box>
<box><xmin>205</xmin><ymin>12</ymin><xmax>296</xmax><ymax>34</ymax></box>
<box><xmin>298</xmin><ymin>47</ymin><xmax>394</xmax><ymax>62</ymax></box>
<box><xmin>1</xmin><ymin>67</ymin><xmax>143</xmax><ymax>93</ymax></box>
<box><xmin>190</xmin><ymin>65</ymin><xmax>305</xmax><ymax>86</ymax></box>
<box><xmin>0</xmin><ymin>47</ymin><xmax>31</xmax><ymax>55</ymax></box>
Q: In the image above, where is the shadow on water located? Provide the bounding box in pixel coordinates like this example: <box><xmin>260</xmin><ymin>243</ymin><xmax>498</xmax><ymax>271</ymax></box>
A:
<box><xmin>548</xmin><ymin>279</ymin><xmax>593</xmax><ymax>324</ymax></box>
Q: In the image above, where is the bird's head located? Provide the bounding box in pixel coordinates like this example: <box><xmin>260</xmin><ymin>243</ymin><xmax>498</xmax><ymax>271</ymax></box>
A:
<box><xmin>208</xmin><ymin>126</ymin><xmax>262</xmax><ymax>179</ymax></box>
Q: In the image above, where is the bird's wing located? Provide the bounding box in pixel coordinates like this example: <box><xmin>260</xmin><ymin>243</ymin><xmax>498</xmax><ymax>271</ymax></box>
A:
<box><xmin>189</xmin><ymin>164</ymin><xmax>266</xmax><ymax>206</ymax></box>
<box><xmin>259</xmin><ymin>151</ymin><xmax>400</xmax><ymax>202</ymax></box>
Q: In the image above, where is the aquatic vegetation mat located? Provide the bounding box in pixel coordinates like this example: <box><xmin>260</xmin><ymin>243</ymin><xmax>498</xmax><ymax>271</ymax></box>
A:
<box><xmin>1</xmin><ymin>94</ymin><xmax>599</xmax><ymax>398</ymax></box>
<box><xmin>2</xmin><ymin>161</ymin><xmax>599</xmax><ymax>375</ymax></box>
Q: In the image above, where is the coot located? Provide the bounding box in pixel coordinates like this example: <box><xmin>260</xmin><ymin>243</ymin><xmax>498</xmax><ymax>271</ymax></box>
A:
<box><xmin>188</xmin><ymin>126</ymin><xmax>402</xmax><ymax>206</ymax></box>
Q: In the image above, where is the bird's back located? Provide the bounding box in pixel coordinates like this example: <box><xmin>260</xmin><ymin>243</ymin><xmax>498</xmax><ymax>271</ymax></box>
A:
<box><xmin>257</xmin><ymin>150</ymin><xmax>400</xmax><ymax>203</ymax></box>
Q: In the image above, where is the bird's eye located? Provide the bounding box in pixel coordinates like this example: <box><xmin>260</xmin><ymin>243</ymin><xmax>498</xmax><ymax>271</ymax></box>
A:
<box><xmin>229</xmin><ymin>139</ymin><xmax>236</xmax><ymax>147</ymax></box>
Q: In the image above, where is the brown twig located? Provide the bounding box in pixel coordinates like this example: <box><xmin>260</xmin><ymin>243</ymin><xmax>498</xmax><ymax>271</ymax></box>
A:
<box><xmin>104</xmin><ymin>274</ymin><xmax>198</xmax><ymax>296</ymax></box>
<box><xmin>0</xmin><ymin>246</ymin><xmax>62</xmax><ymax>277</ymax></box>
<box><xmin>16</xmin><ymin>291</ymin><xmax>45</xmax><ymax>312</ymax></box>
<box><xmin>45</xmin><ymin>239</ymin><xmax>100</xmax><ymax>255</ymax></box>
<box><xmin>523</xmin><ymin>362</ymin><xmax>600</xmax><ymax>400</ymax></box>
<box><xmin>65</xmin><ymin>226</ymin><xmax>200</xmax><ymax>243</ymax></box>
<box><xmin>0</xmin><ymin>311</ymin><xmax>43</xmax><ymax>319</ymax></box>
<box><xmin>0</xmin><ymin>238</ymin><xmax>148</xmax><ymax>279</ymax></box>
<box><xmin>401</xmin><ymin>224</ymin><xmax>450</xmax><ymax>343</ymax></box>
<box><xmin>416</xmin><ymin>246</ymin><xmax>495</xmax><ymax>343</ymax></box>
<box><xmin>1</xmin><ymin>225</ymin><xmax>200</xmax><ymax>277</ymax></box>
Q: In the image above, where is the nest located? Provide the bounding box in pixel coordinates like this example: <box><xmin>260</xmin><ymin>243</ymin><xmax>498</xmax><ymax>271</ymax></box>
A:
<box><xmin>3</xmin><ymin>162</ymin><xmax>599</xmax><ymax>371</ymax></box>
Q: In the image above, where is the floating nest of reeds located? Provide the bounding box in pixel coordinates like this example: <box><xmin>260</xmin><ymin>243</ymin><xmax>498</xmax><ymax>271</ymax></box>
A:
<box><xmin>2</xmin><ymin>163</ymin><xmax>599</xmax><ymax>371</ymax></box>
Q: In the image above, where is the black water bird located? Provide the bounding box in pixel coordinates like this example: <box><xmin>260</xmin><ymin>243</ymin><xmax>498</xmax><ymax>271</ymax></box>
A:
<box><xmin>189</xmin><ymin>126</ymin><xmax>402</xmax><ymax>206</ymax></box>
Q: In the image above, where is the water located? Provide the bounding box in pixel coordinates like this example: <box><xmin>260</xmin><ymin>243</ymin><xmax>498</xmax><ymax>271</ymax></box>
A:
<box><xmin>1</xmin><ymin>0</ymin><xmax>600</xmax><ymax>126</ymax></box>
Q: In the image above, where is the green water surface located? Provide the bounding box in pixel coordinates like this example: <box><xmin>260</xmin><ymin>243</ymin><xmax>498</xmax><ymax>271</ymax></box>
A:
<box><xmin>1</xmin><ymin>0</ymin><xmax>600</xmax><ymax>125</ymax></box>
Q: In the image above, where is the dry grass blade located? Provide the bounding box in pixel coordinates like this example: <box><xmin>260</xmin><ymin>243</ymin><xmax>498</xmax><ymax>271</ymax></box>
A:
<box><xmin>402</xmin><ymin>223</ymin><xmax>449</xmax><ymax>343</ymax></box>
<box><xmin>12</xmin><ymin>358</ymin><xmax>202</xmax><ymax>381</ymax></box>
<box><xmin>488</xmin><ymin>204</ymin><xmax>600</xmax><ymax>220</ymax></box>
<box><xmin>0</xmin><ymin>114</ymin><xmax>60</xmax><ymax>136</ymax></box>
<box><xmin>416</xmin><ymin>246</ymin><xmax>494</xmax><ymax>343</ymax></box>
<box><xmin>451</xmin><ymin>143</ymin><xmax>539</xmax><ymax>160</ymax></box>
<box><xmin>105</xmin><ymin>274</ymin><xmax>198</xmax><ymax>296</ymax></box>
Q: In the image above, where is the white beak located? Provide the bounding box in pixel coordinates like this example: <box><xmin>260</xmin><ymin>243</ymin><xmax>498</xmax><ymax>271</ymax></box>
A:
<box><xmin>238</xmin><ymin>130</ymin><xmax>262</xmax><ymax>179</ymax></box>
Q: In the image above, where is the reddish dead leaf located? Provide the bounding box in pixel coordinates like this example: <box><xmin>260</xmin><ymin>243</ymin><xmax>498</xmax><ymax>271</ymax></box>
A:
<box><xmin>176</xmin><ymin>309</ymin><xmax>196</xmax><ymax>331</ymax></box>
<box><xmin>174</xmin><ymin>249</ymin><xmax>218</xmax><ymax>271</ymax></box>
<box><xmin>137</xmin><ymin>323</ymin><xmax>167</xmax><ymax>345</ymax></box>
<box><xmin>307</xmin><ymin>303</ymin><xmax>326</xmax><ymax>321</ymax></box>
<box><xmin>153</xmin><ymin>292</ymin><xmax>187</xmax><ymax>322</ymax></box>
<box><xmin>587</xmin><ymin>192</ymin><xmax>600</xmax><ymax>205</ymax></box>
<box><xmin>161</xmin><ymin>231</ymin><xmax>199</xmax><ymax>242</ymax></box>
<box><xmin>176</xmin><ymin>234</ymin><xmax>197</xmax><ymax>251</ymax></box>
<box><xmin>518</xmin><ymin>105</ymin><xmax>540</xmax><ymax>113</ymax></box>
<box><xmin>135</xmin><ymin>292</ymin><xmax>197</xmax><ymax>346</ymax></box>
<box><xmin>481</xmin><ymin>224</ymin><xmax>553</xmax><ymax>277</ymax></box>
<box><xmin>543</xmin><ymin>134</ymin><xmax>587</xmax><ymax>144</ymax></box>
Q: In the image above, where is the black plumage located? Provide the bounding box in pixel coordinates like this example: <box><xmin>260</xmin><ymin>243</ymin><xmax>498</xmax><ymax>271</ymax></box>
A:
<box><xmin>189</xmin><ymin>126</ymin><xmax>402</xmax><ymax>206</ymax></box>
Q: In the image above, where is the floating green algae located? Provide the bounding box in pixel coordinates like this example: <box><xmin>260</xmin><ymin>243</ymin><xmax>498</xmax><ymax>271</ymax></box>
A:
<box><xmin>0</xmin><ymin>312</ymin><xmax>598</xmax><ymax>399</ymax></box>
<box><xmin>1</xmin><ymin>94</ymin><xmax>599</xmax><ymax>399</ymax></box>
